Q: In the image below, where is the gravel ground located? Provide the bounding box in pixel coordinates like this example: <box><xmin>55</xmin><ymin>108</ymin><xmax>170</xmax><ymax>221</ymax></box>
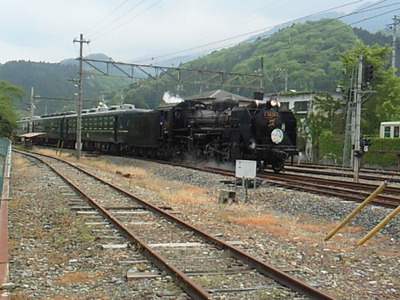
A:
<box><xmin>5</xmin><ymin>151</ymin><xmax>400</xmax><ymax>299</ymax></box>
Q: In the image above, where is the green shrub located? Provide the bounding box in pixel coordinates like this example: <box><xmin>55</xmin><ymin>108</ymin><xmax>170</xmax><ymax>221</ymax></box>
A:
<box><xmin>318</xmin><ymin>132</ymin><xmax>344</xmax><ymax>163</ymax></box>
<box><xmin>363</xmin><ymin>138</ymin><xmax>400</xmax><ymax>165</ymax></box>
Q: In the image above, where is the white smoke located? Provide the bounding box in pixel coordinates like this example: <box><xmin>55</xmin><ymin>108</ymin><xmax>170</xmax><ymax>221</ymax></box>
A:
<box><xmin>162</xmin><ymin>91</ymin><xmax>184</xmax><ymax>104</ymax></box>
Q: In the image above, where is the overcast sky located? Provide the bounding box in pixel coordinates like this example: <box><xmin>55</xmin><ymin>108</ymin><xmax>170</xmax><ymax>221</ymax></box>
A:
<box><xmin>0</xmin><ymin>0</ymin><xmax>380</xmax><ymax>64</ymax></box>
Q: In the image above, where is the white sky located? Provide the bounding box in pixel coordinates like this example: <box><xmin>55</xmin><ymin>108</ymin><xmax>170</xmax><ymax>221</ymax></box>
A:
<box><xmin>0</xmin><ymin>0</ymin><xmax>380</xmax><ymax>64</ymax></box>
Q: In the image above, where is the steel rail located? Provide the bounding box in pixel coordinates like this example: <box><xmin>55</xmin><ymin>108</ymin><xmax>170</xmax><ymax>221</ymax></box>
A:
<box><xmin>16</xmin><ymin>151</ymin><xmax>211</xmax><ymax>300</ymax></box>
<box><xmin>15</xmin><ymin>149</ymin><xmax>335</xmax><ymax>300</ymax></box>
<box><xmin>200</xmin><ymin>166</ymin><xmax>399</xmax><ymax>208</ymax></box>
<box><xmin>285</xmin><ymin>165</ymin><xmax>400</xmax><ymax>184</ymax></box>
<box><xmin>263</xmin><ymin>173</ymin><xmax>400</xmax><ymax>208</ymax></box>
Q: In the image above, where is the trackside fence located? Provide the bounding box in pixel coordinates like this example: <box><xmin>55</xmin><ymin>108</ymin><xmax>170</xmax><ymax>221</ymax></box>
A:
<box><xmin>0</xmin><ymin>137</ymin><xmax>11</xmax><ymax>291</ymax></box>
<box><xmin>0</xmin><ymin>138</ymin><xmax>11</xmax><ymax>199</ymax></box>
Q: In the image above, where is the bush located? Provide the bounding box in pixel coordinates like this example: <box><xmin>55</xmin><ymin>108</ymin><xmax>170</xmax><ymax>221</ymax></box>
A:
<box><xmin>318</xmin><ymin>132</ymin><xmax>344</xmax><ymax>163</ymax></box>
<box><xmin>363</xmin><ymin>138</ymin><xmax>400</xmax><ymax>165</ymax></box>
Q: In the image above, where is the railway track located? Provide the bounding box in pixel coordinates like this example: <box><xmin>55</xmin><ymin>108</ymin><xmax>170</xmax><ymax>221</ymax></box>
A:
<box><xmin>188</xmin><ymin>165</ymin><xmax>400</xmax><ymax>209</ymax></box>
<box><xmin>258</xmin><ymin>173</ymin><xmax>400</xmax><ymax>209</ymax></box>
<box><xmin>14</xmin><ymin>149</ymin><xmax>334</xmax><ymax>299</ymax></box>
<box><xmin>285</xmin><ymin>164</ymin><xmax>400</xmax><ymax>183</ymax></box>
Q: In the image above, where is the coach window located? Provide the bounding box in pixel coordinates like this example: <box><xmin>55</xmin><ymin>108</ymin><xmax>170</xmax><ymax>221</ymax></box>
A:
<box><xmin>394</xmin><ymin>126</ymin><xmax>399</xmax><ymax>138</ymax></box>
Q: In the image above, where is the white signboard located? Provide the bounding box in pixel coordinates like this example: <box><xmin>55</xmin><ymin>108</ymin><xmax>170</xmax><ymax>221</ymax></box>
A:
<box><xmin>235</xmin><ymin>160</ymin><xmax>257</xmax><ymax>179</ymax></box>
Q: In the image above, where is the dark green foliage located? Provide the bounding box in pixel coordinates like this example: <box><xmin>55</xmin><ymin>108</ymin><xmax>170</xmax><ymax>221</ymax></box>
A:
<box><xmin>363</xmin><ymin>138</ymin><xmax>400</xmax><ymax>166</ymax></box>
<box><xmin>339</xmin><ymin>40</ymin><xmax>400</xmax><ymax>135</ymax></box>
<box><xmin>318</xmin><ymin>132</ymin><xmax>344</xmax><ymax>163</ymax></box>
<box><xmin>127</xmin><ymin>18</ymin><xmax>358</xmax><ymax>108</ymax></box>
<box><xmin>0</xmin><ymin>81</ymin><xmax>25</xmax><ymax>137</ymax></box>
<box><xmin>0</xmin><ymin>60</ymin><xmax>129</xmax><ymax>116</ymax></box>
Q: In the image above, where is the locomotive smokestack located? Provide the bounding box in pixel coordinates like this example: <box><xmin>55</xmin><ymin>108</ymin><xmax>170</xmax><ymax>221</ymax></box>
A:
<box><xmin>253</xmin><ymin>92</ymin><xmax>264</xmax><ymax>100</ymax></box>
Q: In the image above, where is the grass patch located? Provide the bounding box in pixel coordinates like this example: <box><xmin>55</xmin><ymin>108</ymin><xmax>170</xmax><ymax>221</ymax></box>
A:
<box><xmin>56</xmin><ymin>271</ymin><xmax>102</xmax><ymax>284</ymax></box>
<box><xmin>230</xmin><ymin>211</ymin><xmax>363</xmax><ymax>244</ymax></box>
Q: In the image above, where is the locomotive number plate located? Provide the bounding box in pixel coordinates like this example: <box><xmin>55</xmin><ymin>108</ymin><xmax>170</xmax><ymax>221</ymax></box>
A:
<box><xmin>263</xmin><ymin>111</ymin><xmax>278</xmax><ymax>118</ymax></box>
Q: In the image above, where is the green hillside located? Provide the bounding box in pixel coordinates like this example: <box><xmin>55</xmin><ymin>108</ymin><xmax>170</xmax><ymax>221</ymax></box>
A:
<box><xmin>1</xmin><ymin>18</ymin><xmax>396</xmax><ymax>115</ymax></box>
<box><xmin>127</xmin><ymin>19</ymin><xmax>359</xmax><ymax>106</ymax></box>
<box><xmin>0</xmin><ymin>60</ymin><xmax>129</xmax><ymax>116</ymax></box>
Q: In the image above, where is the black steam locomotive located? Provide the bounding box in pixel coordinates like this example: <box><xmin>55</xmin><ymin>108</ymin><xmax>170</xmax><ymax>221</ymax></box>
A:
<box><xmin>17</xmin><ymin>92</ymin><xmax>298</xmax><ymax>172</ymax></box>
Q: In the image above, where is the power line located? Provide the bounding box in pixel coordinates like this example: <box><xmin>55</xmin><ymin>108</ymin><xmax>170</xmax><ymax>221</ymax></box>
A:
<box><xmin>149</xmin><ymin>5</ymin><xmax>400</xmax><ymax>71</ymax></box>
<box><xmin>91</xmin><ymin>0</ymin><xmax>162</xmax><ymax>41</ymax></box>
<box><xmin>89</xmin><ymin>0</ymin><xmax>148</xmax><ymax>38</ymax></box>
<box><xmin>141</xmin><ymin>1</ymin><xmax>400</xmax><ymax>65</ymax></box>
<box><xmin>85</xmin><ymin>0</ymin><xmax>131</xmax><ymax>35</ymax></box>
<box><xmin>134</xmin><ymin>0</ymin><xmax>370</xmax><ymax>63</ymax></box>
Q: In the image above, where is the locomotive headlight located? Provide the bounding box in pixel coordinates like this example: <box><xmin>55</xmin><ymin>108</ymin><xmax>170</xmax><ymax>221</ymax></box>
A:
<box><xmin>271</xmin><ymin>128</ymin><xmax>284</xmax><ymax>144</ymax></box>
<box><xmin>269</xmin><ymin>99</ymin><xmax>281</xmax><ymax>108</ymax></box>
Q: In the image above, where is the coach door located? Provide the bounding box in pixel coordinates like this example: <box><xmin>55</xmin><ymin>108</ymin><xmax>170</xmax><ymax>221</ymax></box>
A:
<box><xmin>60</xmin><ymin>117</ymin><xmax>65</xmax><ymax>140</ymax></box>
<box><xmin>113</xmin><ymin>116</ymin><xmax>118</xmax><ymax>142</ymax></box>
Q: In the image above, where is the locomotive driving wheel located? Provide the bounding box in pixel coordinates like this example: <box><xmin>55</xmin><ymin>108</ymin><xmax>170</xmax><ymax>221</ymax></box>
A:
<box><xmin>272</xmin><ymin>162</ymin><xmax>284</xmax><ymax>173</ymax></box>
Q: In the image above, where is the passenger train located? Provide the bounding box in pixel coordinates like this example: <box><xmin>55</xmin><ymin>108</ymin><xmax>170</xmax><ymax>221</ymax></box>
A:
<box><xmin>17</xmin><ymin>92</ymin><xmax>298</xmax><ymax>173</ymax></box>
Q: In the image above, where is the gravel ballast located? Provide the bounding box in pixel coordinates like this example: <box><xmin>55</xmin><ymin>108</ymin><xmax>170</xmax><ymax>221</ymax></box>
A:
<box><xmin>5</xmin><ymin>152</ymin><xmax>400</xmax><ymax>299</ymax></box>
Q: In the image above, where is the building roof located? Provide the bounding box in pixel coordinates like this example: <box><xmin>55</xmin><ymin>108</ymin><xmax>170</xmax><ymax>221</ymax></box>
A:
<box><xmin>18</xmin><ymin>132</ymin><xmax>46</xmax><ymax>138</ymax></box>
<box><xmin>185</xmin><ymin>89</ymin><xmax>252</xmax><ymax>102</ymax></box>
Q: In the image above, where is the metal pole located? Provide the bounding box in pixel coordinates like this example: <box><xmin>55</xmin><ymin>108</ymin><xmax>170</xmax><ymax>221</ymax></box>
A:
<box><xmin>260</xmin><ymin>57</ymin><xmax>264</xmax><ymax>92</ymax></box>
<box><xmin>391</xmin><ymin>15</ymin><xmax>398</xmax><ymax>74</ymax></box>
<box><xmin>73</xmin><ymin>34</ymin><xmax>90</xmax><ymax>160</ymax></box>
<box><xmin>29</xmin><ymin>87</ymin><xmax>34</xmax><ymax>133</ymax></box>
<box><xmin>353</xmin><ymin>53</ymin><xmax>363</xmax><ymax>182</ymax></box>
<box><xmin>284</xmin><ymin>69</ymin><xmax>288</xmax><ymax>92</ymax></box>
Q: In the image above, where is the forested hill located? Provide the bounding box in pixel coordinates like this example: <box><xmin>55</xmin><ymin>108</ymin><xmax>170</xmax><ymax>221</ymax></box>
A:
<box><xmin>131</xmin><ymin>18</ymin><xmax>396</xmax><ymax>106</ymax></box>
<box><xmin>1</xmin><ymin>18</ymin><xmax>396</xmax><ymax>115</ymax></box>
<box><xmin>0</xmin><ymin>59</ymin><xmax>129</xmax><ymax>116</ymax></box>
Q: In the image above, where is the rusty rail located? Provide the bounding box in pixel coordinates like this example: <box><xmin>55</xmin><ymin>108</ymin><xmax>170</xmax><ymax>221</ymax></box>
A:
<box><xmin>15</xmin><ymin>149</ymin><xmax>335</xmax><ymax>300</ymax></box>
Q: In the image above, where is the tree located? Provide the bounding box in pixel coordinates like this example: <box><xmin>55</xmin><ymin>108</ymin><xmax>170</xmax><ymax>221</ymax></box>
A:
<box><xmin>121</xmin><ymin>89</ymin><xmax>150</xmax><ymax>109</ymax></box>
<box><xmin>339</xmin><ymin>40</ymin><xmax>400</xmax><ymax>134</ymax></box>
<box><xmin>298</xmin><ymin>93</ymin><xmax>345</xmax><ymax>161</ymax></box>
<box><xmin>0</xmin><ymin>81</ymin><xmax>25</xmax><ymax>137</ymax></box>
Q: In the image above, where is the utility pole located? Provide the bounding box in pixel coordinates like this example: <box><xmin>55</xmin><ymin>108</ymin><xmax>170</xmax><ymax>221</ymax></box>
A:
<box><xmin>73</xmin><ymin>33</ymin><xmax>90</xmax><ymax>160</ymax></box>
<box><xmin>388</xmin><ymin>15</ymin><xmax>400</xmax><ymax>74</ymax></box>
<box><xmin>284</xmin><ymin>69</ymin><xmax>288</xmax><ymax>92</ymax></box>
<box><xmin>29</xmin><ymin>87</ymin><xmax>35</xmax><ymax>133</ymax></box>
<box><xmin>353</xmin><ymin>53</ymin><xmax>363</xmax><ymax>182</ymax></box>
<box><xmin>260</xmin><ymin>57</ymin><xmax>265</xmax><ymax>92</ymax></box>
